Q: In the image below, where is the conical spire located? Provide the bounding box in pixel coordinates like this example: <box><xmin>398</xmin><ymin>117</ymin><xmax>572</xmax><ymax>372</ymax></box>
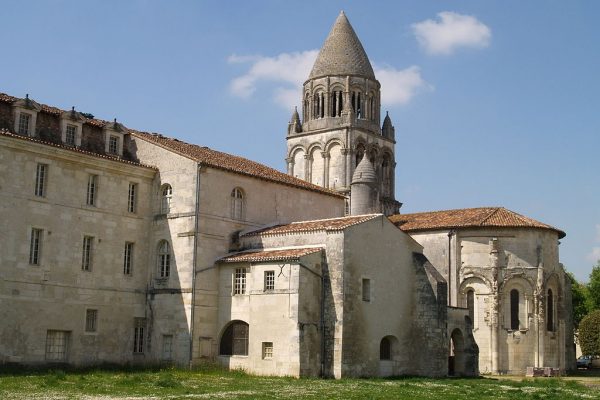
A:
<box><xmin>309</xmin><ymin>11</ymin><xmax>375</xmax><ymax>80</ymax></box>
<box><xmin>351</xmin><ymin>155</ymin><xmax>377</xmax><ymax>184</ymax></box>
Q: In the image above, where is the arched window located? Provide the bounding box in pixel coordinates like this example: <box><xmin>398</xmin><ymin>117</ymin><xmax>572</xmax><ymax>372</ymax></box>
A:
<box><xmin>160</xmin><ymin>184</ymin><xmax>172</xmax><ymax>214</ymax></box>
<box><xmin>380</xmin><ymin>337</ymin><xmax>391</xmax><ymax>360</ymax></box>
<box><xmin>547</xmin><ymin>289</ymin><xmax>554</xmax><ymax>332</ymax></box>
<box><xmin>157</xmin><ymin>240</ymin><xmax>170</xmax><ymax>278</ymax></box>
<box><xmin>355</xmin><ymin>144</ymin><xmax>365</xmax><ymax>166</ymax></box>
<box><xmin>331</xmin><ymin>90</ymin><xmax>343</xmax><ymax>117</ymax></box>
<box><xmin>467</xmin><ymin>289</ymin><xmax>475</xmax><ymax>323</ymax></box>
<box><xmin>351</xmin><ymin>91</ymin><xmax>362</xmax><ymax>118</ymax></box>
<box><xmin>510</xmin><ymin>289</ymin><xmax>519</xmax><ymax>330</ymax></box>
<box><xmin>230</xmin><ymin>188</ymin><xmax>245</xmax><ymax>220</ymax></box>
<box><xmin>313</xmin><ymin>91</ymin><xmax>324</xmax><ymax>119</ymax></box>
<box><xmin>220</xmin><ymin>321</ymin><xmax>249</xmax><ymax>356</ymax></box>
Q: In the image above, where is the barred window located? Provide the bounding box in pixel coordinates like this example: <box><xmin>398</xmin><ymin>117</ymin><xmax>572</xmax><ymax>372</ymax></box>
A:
<box><xmin>82</xmin><ymin>236</ymin><xmax>94</xmax><ymax>271</ymax></box>
<box><xmin>35</xmin><ymin>163</ymin><xmax>47</xmax><ymax>197</ymax></box>
<box><xmin>86</xmin><ymin>175</ymin><xmax>98</xmax><ymax>206</ymax></box>
<box><xmin>158</xmin><ymin>240</ymin><xmax>170</xmax><ymax>278</ymax></box>
<box><xmin>108</xmin><ymin>135</ymin><xmax>119</xmax><ymax>154</ymax></box>
<box><xmin>262</xmin><ymin>342</ymin><xmax>273</xmax><ymax>359</ymax></box>
<box><xmin>85</xmin><ymin>309</ymin><xmax>98</xmax><ymax>332</ymax></box>
<box><xmin>29</xmin><ymin>228</ymin><xmax>43</xmax><ymax>265</ymax></box>
<box><xmin>18</xmin><ymin>112</ymin><xmax>31</xmax><ymax>135</ymax></box>
<box><xmin>380</xmin><ymin>337</ymin><xmax>391</xmax><ymax>360</ymax></box>
<box><xmin>128</xmin><ymin>183</ymin><xmax>137</xmax><ymax>213</ymax></box>
<box><xmin>219</xmin><ymin>321</ymin><xmax>249</xmax><ymax>356</ymax></box>
<box><xmin>65</xmin><ymin>124</ymin><xmax>77</xmax><ymax>146</ymax></box>
<box><xmin>46</xmin><ymin>330</ymin><xmax>69</xmax><ymax>361</ymax></box>
<box><xmin>133</xmin><ymin>318</ymin><xmax>146</xmax><ymax>353</ymax></box>
<box><xmin>234</xmin><ymin>268</ymin><xmax>246</xmax><ymax>295</ymax></box>
<box><xmin>264</xmin><ymin>270</ymin><xmax>275</xmax><ymax>291</ymax></box>
<box><xmin>123</xmin><ymin>242</ymin><xmax>134</xmax><ymax>275</ymax></box>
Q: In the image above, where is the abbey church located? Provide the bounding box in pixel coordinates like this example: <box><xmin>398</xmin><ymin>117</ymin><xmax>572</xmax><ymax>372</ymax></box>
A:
<box><xmin>0</xmin><ymin>12</ymin><xmax>574</xmax><ymax>377</ymax></box>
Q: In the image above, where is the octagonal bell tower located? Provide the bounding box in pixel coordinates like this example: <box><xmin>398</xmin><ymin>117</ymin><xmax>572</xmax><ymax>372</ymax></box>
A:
<box><xmin>286</xmin><ymin>11</ymin><xmax>400</xmax><ymax>215</ymax></box>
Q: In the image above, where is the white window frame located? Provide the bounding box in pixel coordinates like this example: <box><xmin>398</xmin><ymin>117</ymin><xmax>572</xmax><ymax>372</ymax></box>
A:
<box><xmin>85</xmin><ymin>309</ymin><xmax>98</xmax><ymax>333</ymax></box>
<box><xmin>29</xmin><ymin>228</ymin><xmax>43</xmax><ymax>265</ymax></box>
<box><xmin>161</xmin><ymin>184</ymin><xmax>173</xmax><ymax>214</ymax></box>
<box><xmin>128</xmin><ymin>183</ymin><xmax>137</xmax><ymax>213</ymax></box>
<box><xmin>60</xmin><ymin>109</ymin><xmax>84</xmax><ymax>147</ymax></box>
<box><xmin>13</xmin><ymin>97</ymin><xmax>41</xmax><ymax>137</ymax></box>
<box><xmin>124</xmin><ymin>242</ymin><xmax>134</xmax><ymax>275</ymax></box>
<box><xmin>35</xmin><ymin>163</ymin><xmax>48</xmax><ymax>197</ymax></box>
<box><xmin>65</xmin><ymin>124</ymin><xmax>77</xmax><ymax>146</ymax></box>
<box><xmin>103</xmin><ymin>123</ymin><xmax>125</xmax><ymax>157</ymax></box>
<box><xmin>262</xmin><ymin>342</ymin><xmax>273</xmax><ymax>359</ymax></box>
<box><xmin>45</xmin><ymin>330</ymin><xmax>69</xmax><ymax>361</ymax></box>
<box><xmin>158</xmin><ymin>241</ymin><xmax>171</xmax><ymax>278</ymax></box>
<box><xmin>86</xmin><ymin>174</ymin><xmax>98</xmax><ymax>206</ymax></box>
<box><xmin>82</xmin><ymin>236</ymin><xmax>94</xmax><ymax>271</ymax></box>
<box><xmin>264</xmin><ymin>270</ymin><xmax>275</xmax><ymax>291</ymax></box>
<box><xmin>18</xmin><ymin>112</ymin><xmax>31</xmax><ymax>135</ymax></box>
<box><xmin>234</xmin><ymin>268</ymin><xmax>246</xmax><ymax>295</ymax></box>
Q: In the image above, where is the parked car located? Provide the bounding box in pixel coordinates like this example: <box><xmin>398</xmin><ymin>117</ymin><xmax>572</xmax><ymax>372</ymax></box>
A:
<box><xmin>577</xmin><ymin>355</ymin><xmax>593</xmax><ymax>369</ymax></box>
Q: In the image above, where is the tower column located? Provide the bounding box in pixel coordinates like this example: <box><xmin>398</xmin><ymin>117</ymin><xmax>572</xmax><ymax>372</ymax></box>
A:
<box><xmin>286</xmin><ymin>157</ymin><xmax>294</xmax><ymax>175</ymax></box>
<box><xmin>322</xmin><ymin>151</ymin><xmax>330</xmax><ymax>188</ymax></box>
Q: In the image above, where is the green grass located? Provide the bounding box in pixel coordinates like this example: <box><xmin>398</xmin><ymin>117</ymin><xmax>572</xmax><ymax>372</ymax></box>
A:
<box><xmin>0</xmin><ymin>365</ymin><xmax>598</xmax><ymax>399</ymax></box>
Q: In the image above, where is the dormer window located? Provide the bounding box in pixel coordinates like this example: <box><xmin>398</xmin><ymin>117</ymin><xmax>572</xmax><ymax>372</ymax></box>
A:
<box><xmin>13</xmin><ymin>94</ymin><xmax>41</xmax><ymax>137</ymax></box>
<box><xmin>18</xmin><ymin>113</ymin><xmax>31</xmax><ymax>135</ymax></box>
<box><xmin>60</xmin><ymin>108</ymin><xmax>84</xmax><ymax>147</ymax></box>
<box><xmin>65</xmin><ymin>125</ymin><xmax>77</xmax><ymax>146</ymax></box>
<box><xmin>103</xmin><ymin>119</ymin><xmax>126</xmax><ymax>157</ymax></box>
<box><xmin>109</xmin><ymin>135</ymin><xmax>119</xmax><ymax>154</ymax></box>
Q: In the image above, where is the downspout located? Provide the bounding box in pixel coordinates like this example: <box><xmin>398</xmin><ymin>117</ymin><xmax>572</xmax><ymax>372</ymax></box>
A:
<box><xmin>298</xmin><ymin>259</ymin><xmax>326</xmax><ymax>377</ymax></box>
<box><xmin>189</xmin><ymin>163</ymin><xmax>202</xmax><ymax>368</ymax></box>
<box><xmin>447</xmin><ymin>230</ymin><xmax>455</xmax><ymax>306</ymax></box>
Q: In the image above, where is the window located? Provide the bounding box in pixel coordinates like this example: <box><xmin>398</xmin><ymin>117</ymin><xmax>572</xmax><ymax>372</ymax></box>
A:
<box><xmin>108</xmin><ymin>135</ymin><xmax>119</xmax><ymax>154</ymax></box>
<box><xmin>18</xmin><ymin>112</ymin><xmax>31</xmax><ymax>135</ymax></box>
<box><xmin>123</xmin><ymin>242</ymin><xmax>134</xmax><ymax>275</ymax></box>
<box><xmin>380</xmin><ymin>337</ymin><xmax>391</xmax><ymax>360</ymax></box>
<box><xmin>86</xmin><ymin>175</ymin><xmax>98</xmax><ymax>206</ymax></box>
<box><xmin>230</xmin><ymin>188</ymin><xmax>244</xmax><ymax>220</ymax></box>
<box><xmin>547</xmin><ymin>289</ymin><xmax>554</xmax><ymax>332</ymax></box>
<box><xmin>128</xmin><ymin>183</ymin><xmax>137</xmax><ymax>213</ymax></box>
<box><xmin>45</xmin><ymin>330</ymin><xmax>69</xmax><ymax>361</ymax></box>
<box><xmin>467</xmin><ymin>289</ymin><xmax>475</xmax><ymax>322</ymax></box>
<box><xmin>219</xmin><ymin>321</ymin><xmax>249</xmax><ymax>356</ymax></box>
<box><xmin>262</xmin><ymin>342</ymin><xmax>273</xmax><ymax>359</ymax></box>
<box><xmin>133</xmin><ymin>318</ymin><xmax>146</xmax><ymax>354</ymax></box>
<box><xmin>65</xmin><ymin>124</ymin><xmax>77</xmax><ymax>146</ymax></box>
<box><xmin>85</xmin><ymin>309</ymin><xmax>98</xmax><ymax>332</ymax></box>
<box><xmin>510</xmin><ymin>289</ymin><xmax>519</xmax><ymax>330</ymax></box>
<box><xmin>162</xmin><ymin>335</ymin><xmax>173</xmax><ymax>360</ymax></box>
<box><xmin>264</xmin><ymin>270</ymin><xmax>275</xmax><ymax>291</ymax></box>
<box><xmin>161</xmin><ymin>184</ymin><xmax>172</xmax><ymax>214</ymax></box>
<box><xmin>29</xmin><ymin>228</ymin><xmax>43</xmax><ymax>265</ymax></box>
<box><xmin>82</xmin><ymin>236</ymin><xmax>94</xmax><ymax>271</ymax></box>
<box><xmin>234</xmin><ymin>268</ymin><xmax>246</xmax><ymax>295</ymax></box>
<box><xmin>158</xmin><ymin>240</ymin><xmax>170</xmax><ymax>278</ymax></box>
<box><xmin>362</xmin><ymin>278</ymin><xmax>371</xmax><ymax>302</ymax></box>
<box><xmin>35</xmin><ymin>163</ymin><xmax>47</xmax><ymax>197</ymax></box>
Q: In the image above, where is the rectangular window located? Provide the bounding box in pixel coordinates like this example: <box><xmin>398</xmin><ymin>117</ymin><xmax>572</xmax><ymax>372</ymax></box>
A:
<box><xmin>18</xmin><ymin>112</ymin><xmax>31</xmax><ymax>135</ymax></box>
<box><xmin>85</xmin><ymin>309</ymin><xmax>98</xmax><ymax>332</ymax></box>
<box><xmin>86</xmin><ymin>175</ymin><xmax>98</xmax><ymax>206</ymax></box>
<box><xmin>35</xmin><ymin>163</ymin><xmax>47</xmax><ymax>197</ymax></box>
<box><xmin>262</xmin><ymin>342</ymin><xmax>273</xmax><ymax>359</ymax></box>
<box><xmin>124</xmin><ymin>242</ymin><xmax>134</xmax><ymax>275</ymax></box>
<box><xmin>133</xmin><ymin>318</ymin><xmax>146</xmax><ymax>354</ymax></box>
<box><xmin>264</xmin><ymin>270</ymin><xmax>275</xmax><ymax>291</ymax></box>
<box><xmin>82</xmin><ymin>236</ymin><xmax>94</xmax><ymax>271</ymax></box>
<box><xmin>234</xmin><ymin>268</ymin><xmax>246</xmax><ymax>295</ymax></box>
<box><xmin>109</xmin><ymin>135</ymin><xmax>119</xmax><ymax>154</ymax></box>
<box><xmin>29</xmin><ymin>228</ymin><xmax>43</xmax><ymax>265</ymax></box>
<box><xmin>45</xmin><ymin>330</ymin><xmax>69</xmax><ymax>361</ymax></box>
<box><xmin>162</xmin><ymin>334</ymin><xmax>173</xmax><ymax>360</ymax></box>
<box><xmin>128</xmin><ymin>183</ymin><xmax>137</xmax><ymax>213</ymax></box>
<box><xmin>362</xmin><ymin>278</ymin><xmax>371</xmax><ymax>302</ymax></box>
<box><xmin>65</xmin><ymin>124</ymin><xmax>77</xmax><ymax>146</ymax></box>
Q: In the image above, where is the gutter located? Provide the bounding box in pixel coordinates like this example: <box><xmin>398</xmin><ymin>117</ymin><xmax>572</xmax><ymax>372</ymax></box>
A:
<box><xmin>189</xmin><ymin>163</ymin><xmax>202</xmax><ymax>368</ymax></box>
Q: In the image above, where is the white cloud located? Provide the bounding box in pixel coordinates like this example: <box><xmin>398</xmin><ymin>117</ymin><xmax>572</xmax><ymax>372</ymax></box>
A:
<box><xmin>586</xmin><ymin>225</ymin><xmax>600</xmax><ymax>261</ymax></box>
<box><xmin>412</xmin><ymin>11</ymin><xmax>491</xmax><ymax>55</ymax></box>
<box><xmin>229</xmin><ymin>51</ymin><xmax>429</xmax><ymax>110</ymax></box>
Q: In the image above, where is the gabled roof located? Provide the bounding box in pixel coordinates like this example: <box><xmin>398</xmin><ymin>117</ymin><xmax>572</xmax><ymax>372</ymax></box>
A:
<box><xmin>389</xmin><ymin>207</ymin><xmax>565</xmax><ymax>238</ymax></box>
<box><xmin>308</xmin><ymin>11</ymin><xmax>375</xmax><ymax>80</ymax></box>
<box><xmin>243</xmin><ymin>214</ymin><xmax>380</xmax><ymax>237</ymax></box>
<box><xmin>218</xmin><ymin>247</ymin><xmax>323</xmax><ymax>263</ymax></box>
<box><xmin>131</xmin><ymin>130</ymin><xmax>343</xmax><ymax>198</ymax></box>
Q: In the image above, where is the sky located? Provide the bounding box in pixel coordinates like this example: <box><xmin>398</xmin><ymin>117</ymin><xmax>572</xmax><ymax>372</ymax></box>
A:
<box><xmin>2</xmin><ymin>0</ymin><xmax>599</xmax><ymax>281</ymax></box>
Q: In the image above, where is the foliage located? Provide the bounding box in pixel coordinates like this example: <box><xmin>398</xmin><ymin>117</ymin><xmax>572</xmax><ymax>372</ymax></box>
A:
<box><xmin>588</xmin><ymin>262</ymin><xmax>600</xmax><ymax>311</ymax></box>
<box><xmin>0</xmin><ymin>367</ymin><xmax>597</xmax><ymax>400</ymax></box>
<box><xmin>579</xmin><ymin>309</ymin><xmax>600</xmax><ymax>356</ymax></box>
<box><xmin>567</xmin><ymin>272</ymin><xmax>590</xmax><ymax>328</ymax></box>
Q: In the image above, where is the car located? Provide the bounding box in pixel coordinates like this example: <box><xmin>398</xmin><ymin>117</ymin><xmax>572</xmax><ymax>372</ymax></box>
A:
<box><xmin>577</xmin><ymin>355</ymin><xmax>593</xmax><ymax>369</ymax></box>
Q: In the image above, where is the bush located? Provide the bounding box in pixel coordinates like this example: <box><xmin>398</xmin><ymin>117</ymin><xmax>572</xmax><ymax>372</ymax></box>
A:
<box><xmin>579</xmin><ymin>310</ymin><xmax>600</xmax><ymax>356</ymax></box>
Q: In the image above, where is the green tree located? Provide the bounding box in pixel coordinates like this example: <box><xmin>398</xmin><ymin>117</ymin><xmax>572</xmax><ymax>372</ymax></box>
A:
<box><xmin>567</xmin><ymin>272</ymin><xmax>590</xmax><ymax>328</ymax></box>
<box><xmin>579</xmin><ymin>310</ymin><xmax>600</xmax><ymax>356</ymax></box>
<box><xmin>588</xmin><ymin>262</ymin><xmax>600</xmax><ymax>311</ymax></box>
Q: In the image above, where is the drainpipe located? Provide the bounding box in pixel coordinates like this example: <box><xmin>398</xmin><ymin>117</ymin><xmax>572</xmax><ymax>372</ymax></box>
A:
<box><xmin>320</xmin><ymin>253</ymin><xmax>326</xmax><ymax>378</ymax></box>
<box><xmin>189</xmin><ymin>163</ymin><xmax>202</xmax><ymax>368</ymax></box>
<box><xmin>447</xmin><ymin>230</ymin><xmax>455</xmax><ymax>307</ymax></box>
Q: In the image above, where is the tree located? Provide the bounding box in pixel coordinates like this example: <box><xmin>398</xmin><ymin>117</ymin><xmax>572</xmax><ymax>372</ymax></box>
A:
<box><xmin>579</xmin><ymin>310</ymin><xmax>600</xmax><ymax>356</ymax></box>
<box><xmin>567</xmin><ymin>272</ymin><xmax>590</xmax><ymax>328</ymax></box>
<box><xmin>588</xmin><ymin>262</ymin><xmax>600</xmax><ymax>311</ymax></box>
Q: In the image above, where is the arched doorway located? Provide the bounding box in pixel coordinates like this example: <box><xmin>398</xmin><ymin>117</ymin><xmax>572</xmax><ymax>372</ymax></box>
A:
<box><xmin>379</xmin><ymin>335</ymin><xmax>399</xmax><ymax>377</ymax></box>
<box><xmin>449</xmin><ymin>329</ymin><xmax>465</xmax><ymax>376</ymax></box>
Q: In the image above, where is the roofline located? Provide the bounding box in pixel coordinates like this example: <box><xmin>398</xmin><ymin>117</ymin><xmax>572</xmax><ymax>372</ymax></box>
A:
<box><xmin>303</xmin><ymin>74</ymin><xmax>381</xmax><ymax>86</ymax></box>
<box><xmin>242</xmin><ymin>214</ymin><xmax>381</xmax><ymax>237</ymax></box>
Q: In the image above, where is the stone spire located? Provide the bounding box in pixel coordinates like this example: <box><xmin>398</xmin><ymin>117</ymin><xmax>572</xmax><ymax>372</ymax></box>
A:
<box><xmin>382</xmin><ymin>111</ymin><xmax>395</xmax><ymax>140</ymax></box>
<box><xmin>350</xmin><ymin>156</ymin><xmax>380</xmax><ymax>215</ymax></box>
<box><xmin>308</xmin><ymin>11</ymin><xmax>375</xmax><ymax>80</ymax></box>
<box><xmin>288</xmin><ymin>106</ymin><xmax>302</xmax><ymax>135</ymax></box>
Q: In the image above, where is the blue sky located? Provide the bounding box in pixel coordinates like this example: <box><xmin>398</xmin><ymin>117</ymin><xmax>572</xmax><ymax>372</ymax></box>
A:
<box><xmin>2</xmin><ymin>1</ymin><xmax>599</xmax><ymax>281</ymax></box>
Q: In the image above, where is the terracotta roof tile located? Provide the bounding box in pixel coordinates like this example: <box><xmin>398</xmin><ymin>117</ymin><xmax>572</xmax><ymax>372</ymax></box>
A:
<box><xmin>243</xmin><ymin>214</ymin><xmax>380</xmax><ymax>237</ymax></box>
<box><xmin>389</xmin><ymin>207</ymin><xmax>565</xmax><ymax>238</ymax></box>
<box><xmin>218</xmin><ymin>247</ymin><xmax>323</xmax><ymax>263</ymax></box>
<box><xmin>130</xmin><ymin>130</ymin><xmax>344</xmax><ymax>198</ymax></box>
<box><xmin>0</xmin><ymin>129</ymin><xmax>156</xmax><ymax>170</ymax></box>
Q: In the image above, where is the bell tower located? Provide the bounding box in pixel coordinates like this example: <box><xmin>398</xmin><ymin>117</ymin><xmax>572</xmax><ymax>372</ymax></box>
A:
<box><xmin>286</xmin><ymin>11</ymin><xmax>400</xmax><ymax>215</ymax></box>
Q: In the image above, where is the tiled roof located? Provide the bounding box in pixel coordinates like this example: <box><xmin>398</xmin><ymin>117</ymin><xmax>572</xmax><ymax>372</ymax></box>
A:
<box><xmin>218</xmin><ymin>247</ymin><xmax>323</xmax><ymax>263</ymax></box>
<box><xmin>389</xmin><ymin>207</ymin><xmax>565</xmax><ymax>238</ymax></box>
<box><xmin>0</xmin><ymin>129</ymin><xmax>156</xmax><ymax>170</ymax></box>
<box><xmin>243</xmin><ymin>214</ymin><xmax>380</xmax><ymax>237</ymax></box>
<box><xmin>130</xmin><ymin>130</ymin><xmax>344</xmax><ymax>198</ymax></box>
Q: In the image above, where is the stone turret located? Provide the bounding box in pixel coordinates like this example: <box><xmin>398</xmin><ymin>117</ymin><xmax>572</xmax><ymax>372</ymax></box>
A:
<box><xmin>382</xmin><ymin>111</ymin><xmax>395</xmax><ymax>140</ymax></box>
<box><xmin>350</xmin><ymin>156</ymin><xmax>380</xmax><ymax>215</ymax></box>
<box><xmin>287</xmin><ymin>107</ymin><xmax>302</xmax><ymax>136</ymax></box>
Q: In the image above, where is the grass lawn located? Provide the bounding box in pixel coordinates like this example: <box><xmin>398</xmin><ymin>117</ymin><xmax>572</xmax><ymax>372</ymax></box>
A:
<box><xmin>1</xmin><ymin>366</ymin><xmax>599</xmax><ymax>399</ymax></box>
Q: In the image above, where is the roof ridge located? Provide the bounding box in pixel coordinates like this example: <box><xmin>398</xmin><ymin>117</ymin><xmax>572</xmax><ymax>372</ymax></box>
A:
<box><xmin>479</xmin><ymin>207</ymin><xmax>502</xmax><ymax>226</ymax></box>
